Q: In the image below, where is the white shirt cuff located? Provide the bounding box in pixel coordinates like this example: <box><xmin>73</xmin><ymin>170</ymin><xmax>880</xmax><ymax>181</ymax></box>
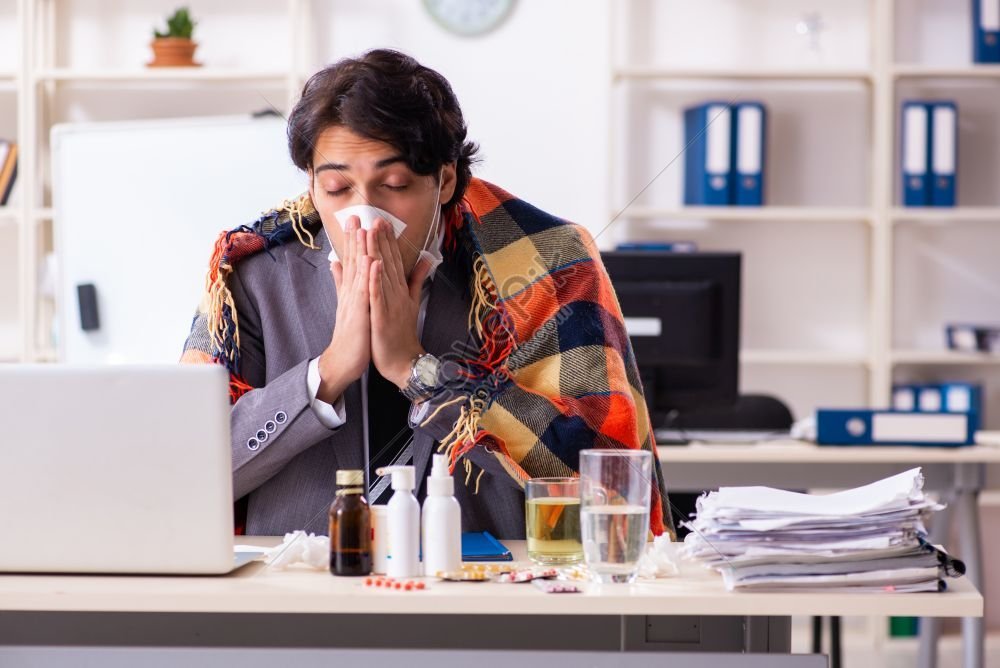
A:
<box><xmin>307</xmin><ymin>357</ymin><xmax>347</xmax><ymax>430</ymax></box>
<box><xmin>409</xmin><ymin>399</ymin><xmax>432</xmax><ymax>428</ymax></box>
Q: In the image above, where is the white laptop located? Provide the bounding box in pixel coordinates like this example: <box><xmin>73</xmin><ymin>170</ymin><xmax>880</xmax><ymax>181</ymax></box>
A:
<box><xmin>0</xmin><ymin>364</ymin><xmax>260</xmax><ymax>574</ymax></box>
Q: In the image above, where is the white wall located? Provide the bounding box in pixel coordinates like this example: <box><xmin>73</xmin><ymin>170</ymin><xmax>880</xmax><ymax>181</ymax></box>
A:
<box><xmin>50</xmin><ymin>0</ymin><xmax>611</xmax><ymax>239</ymax></box>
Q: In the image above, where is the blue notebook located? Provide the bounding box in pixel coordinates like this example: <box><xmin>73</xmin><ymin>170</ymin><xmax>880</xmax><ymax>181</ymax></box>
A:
<box><xmin>461</xmin><ymin>531</ymin><xmax>513</xmax><ymax>561</ymax></box>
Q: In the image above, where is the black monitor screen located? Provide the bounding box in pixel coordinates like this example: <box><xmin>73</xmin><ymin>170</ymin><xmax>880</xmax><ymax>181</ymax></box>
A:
<box><xmin>602</xmin><ymin>251</ymin><xmax>741</xmax><ymax>424</ymax></box>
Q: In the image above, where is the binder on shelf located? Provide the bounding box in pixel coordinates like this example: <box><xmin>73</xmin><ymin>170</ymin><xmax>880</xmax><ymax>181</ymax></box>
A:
<box><xmin>616</xmin><ymin>241</ymin><xmax>698</xmax><ymax>252</ymax></box>
<box><xmin>901</xmin><ymin>102</ymin><xmax>929</xmax><ymax>207</ymax></box>
<box><xmin>683</xmin><ymin>102</ymin><xmax>732</xmax><ymax>206</ymax></box>
<box><xmin>733</xmin><ymin>102</ymin><xmax>766</xmax><ymax>206</ymax></box>
<box><xmin>816</xmin><ymin>409</ymin><xmax>975</xmax><ymax>447</ymax></box>
<box><xmin>0</xmin><ymin>141</ymin><xmax>17</xmax><ymax>207</ymax></box>
<box><xmin>946</xmin><ymin>323</ymin><xmax>1000</xmax><ymax>353</ymax></box>
<box><xmin>929</xmin><ymin>102</ymin><xmax>957</xmax><ymax>207</ymax></box>
<box><xmin>892</xmin><ymin>382</ymin><xmax>983</xmax><ymax>432</ymax></box>
<box><xmin>973</xmin><ymin>0</ymin><xmax>1000</xmax><ymax>63</ymax></box>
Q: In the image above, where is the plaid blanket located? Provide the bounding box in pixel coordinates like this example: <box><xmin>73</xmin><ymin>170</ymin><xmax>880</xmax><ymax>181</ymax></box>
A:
<box><xmin>181</xmin><ymin>177</ymin><xmax>673</xmax><ymax>537</ymax></box>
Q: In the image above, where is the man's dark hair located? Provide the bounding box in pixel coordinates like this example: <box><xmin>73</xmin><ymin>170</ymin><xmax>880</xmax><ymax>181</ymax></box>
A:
<box><xmin>288</xmin><ymin>49</ymin><xmax>479</xmax><ymax>209</ymax></box>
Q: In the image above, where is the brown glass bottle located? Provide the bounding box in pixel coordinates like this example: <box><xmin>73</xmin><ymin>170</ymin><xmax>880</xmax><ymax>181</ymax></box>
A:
<box><xmin>329</xmin><ymin>469</ymin><xmax>372</xmax><ymax>576</ymax></box>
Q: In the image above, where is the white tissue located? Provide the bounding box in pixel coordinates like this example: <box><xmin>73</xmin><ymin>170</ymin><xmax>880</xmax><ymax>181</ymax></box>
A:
<box><xmin>334</xmin><ymin>204</ymin><xmax>407</xmax><ymax>237</ymax></box>
<box><xmin>637</xmin><ymin>534</ymin><xmax>680</xmax><ymax>578</ymax></box>
<box><xmin>266</xmin><ymin>531</ymin><xmax>330</xmax><ymax>570</ymax></box>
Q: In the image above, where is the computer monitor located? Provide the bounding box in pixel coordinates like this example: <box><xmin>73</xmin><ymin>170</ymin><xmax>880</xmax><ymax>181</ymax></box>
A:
<box><xmin>601</xmin><ymin>251</ymin><xmax>742</xmax><ymax>427</ymax></box>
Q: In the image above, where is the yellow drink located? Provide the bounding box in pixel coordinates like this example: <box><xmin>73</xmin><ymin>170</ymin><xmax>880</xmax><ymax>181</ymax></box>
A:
<box><xmin>526</xmin><ymin>496</ymin><xmax>583</xmax><ymax>564</ymax></box>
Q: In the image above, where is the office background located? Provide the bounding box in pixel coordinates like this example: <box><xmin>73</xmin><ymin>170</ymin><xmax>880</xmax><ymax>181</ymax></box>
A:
<box><xmin>0</xmin><ymin>0</ymin><xmax>997</xmax><ymax>665</ymax></box>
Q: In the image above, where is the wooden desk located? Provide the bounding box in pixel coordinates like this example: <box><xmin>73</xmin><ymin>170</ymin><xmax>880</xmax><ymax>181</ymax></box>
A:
<box><xmin>658</xmin><ymin>438</ymin><xmax>1000</xmax><ymax>668</ymax></box>
<box><xmin>0</xmin><ymin>539</ymin><xmax>981</xmax><ymax>668</ymax></box>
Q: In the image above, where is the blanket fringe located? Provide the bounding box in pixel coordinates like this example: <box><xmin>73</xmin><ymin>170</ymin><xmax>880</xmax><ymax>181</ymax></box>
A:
<box><xmin>205</xmin><ymin>195</ymin><xmax>318</xmax><ymax>380</ymax></box>
<box><xmin>434</xmin><ymin>252</ymin><xmax>518</xmax><ymax>479</ymax></box>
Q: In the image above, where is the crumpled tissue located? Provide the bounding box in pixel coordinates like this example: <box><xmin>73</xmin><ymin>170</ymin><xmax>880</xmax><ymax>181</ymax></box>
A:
<box><xmin>637</xmin><ymin>534</ymin><xmax>680</xmax><ymax>578</ymax></box>
<box><xmin>266</xmin><ymin>531</ymin><xmax>330</xmax><ymax>570</ymax></box>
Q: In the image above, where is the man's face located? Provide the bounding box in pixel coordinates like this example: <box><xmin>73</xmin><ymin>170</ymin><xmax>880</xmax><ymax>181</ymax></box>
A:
<box><xmin>308</xmin><ymin>125</ymin><xmax>457</xmax><ymax>278</ymax></box>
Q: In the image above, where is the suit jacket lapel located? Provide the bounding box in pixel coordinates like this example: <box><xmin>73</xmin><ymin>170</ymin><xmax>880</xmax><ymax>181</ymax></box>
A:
<box><xmin>286</xmin><ymin>228</ymin><xmax>365</xmax><ymax>472</ymax></box>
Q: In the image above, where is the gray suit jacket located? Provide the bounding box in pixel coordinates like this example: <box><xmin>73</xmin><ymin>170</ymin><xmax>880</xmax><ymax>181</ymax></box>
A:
<box><xmin>227</xmin><ymin>228</ymin><xmax>526</xmax><ymax>538</ymax></box>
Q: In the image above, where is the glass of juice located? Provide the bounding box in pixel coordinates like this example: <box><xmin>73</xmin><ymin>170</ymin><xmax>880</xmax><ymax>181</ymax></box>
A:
<box><xmin>525</xmin><ymin>477</ymin><xmax>582</xmax><ymax>565</ymax></box>
<box><xmin>580</xmin><ymin>449</ymin><xmax>651</xmax><ymax>584</ymax></box>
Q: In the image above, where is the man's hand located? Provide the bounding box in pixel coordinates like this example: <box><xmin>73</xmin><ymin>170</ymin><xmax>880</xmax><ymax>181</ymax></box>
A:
<box><xmin>317</xmin><ymin>217</ymin><xmax>372</xmax><ymax>404</ymax></box>
<box><xmin>368</xmin><ymin>218</ymin><xmax>433</xmax><ymax>389</ymax></box>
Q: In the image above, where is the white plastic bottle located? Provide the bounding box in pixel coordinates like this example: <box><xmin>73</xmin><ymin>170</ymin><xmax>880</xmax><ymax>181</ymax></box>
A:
<box><xmin>378</xmin><ymin>465</ymin><xmax>420</xmax><ymax>578</ymax></box>
<box><xmin>422</xmin><ymin>455</ymin><xmax>462</xmax><ymax>576</ymax></box>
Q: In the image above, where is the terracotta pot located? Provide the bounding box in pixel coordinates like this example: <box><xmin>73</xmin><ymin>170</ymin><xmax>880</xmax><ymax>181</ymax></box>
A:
<box><xmin>148</xmin><ymin>38</ymin><xmax>200</xmax><ymax>68</ymax></box>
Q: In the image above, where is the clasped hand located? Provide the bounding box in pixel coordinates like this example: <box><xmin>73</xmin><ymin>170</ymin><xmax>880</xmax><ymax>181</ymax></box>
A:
<box><xmin>316</xmin><ymin>217</ymin><xmax>432</xmax><ymax>403</ymax></box>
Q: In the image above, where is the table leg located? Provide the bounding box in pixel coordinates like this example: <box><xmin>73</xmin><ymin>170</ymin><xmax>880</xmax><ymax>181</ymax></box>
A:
<box><xmin>955</xmin><ymin>482</ymin><xmax>984</xmax><ymax>668</ymax></box>
<box><xmin>917</xmin><ymin>492</ymin><xmax>953</xmax><ymax>668</ymax></box>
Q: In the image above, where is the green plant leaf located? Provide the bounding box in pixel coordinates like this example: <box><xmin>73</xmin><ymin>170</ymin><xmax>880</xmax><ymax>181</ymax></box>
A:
<box><xmin>154</xmin><ymin>6</ymin><xmax>196</xmax><ymax>39</ymax></box>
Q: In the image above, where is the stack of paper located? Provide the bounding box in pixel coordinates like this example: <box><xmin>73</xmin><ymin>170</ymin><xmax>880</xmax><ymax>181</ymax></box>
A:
<box><xmin>681</xmin><ymin>468</ymin><xmax>965</xmax><ymax>592</ymax></box>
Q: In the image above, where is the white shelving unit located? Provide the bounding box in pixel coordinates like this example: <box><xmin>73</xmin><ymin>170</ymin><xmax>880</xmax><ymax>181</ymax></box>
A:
<box><xmin>609</xmin><ymin>0</ymin><xmax>1000</xmax><ymax>428</ymax></box>
<box><xmin>1</xmin><ymin>0</ymin><xmax>315</xmax><ymax>363</ymax></box>
<box><xmin>609</xmin><ymin>1</ymin><xmax>886</xmax><ymax>424</ymax></box>
<box><xmin>610</xmin><ymin>1</ymin><xmax>1000</xmax><ymax>660</ymax></box>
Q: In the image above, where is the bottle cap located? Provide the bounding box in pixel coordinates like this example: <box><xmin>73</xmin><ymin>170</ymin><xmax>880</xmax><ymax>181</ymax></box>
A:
<box><xmin>377</xmin><ymin>465</ymin><xmax>415</xmax><ymax>491</ymax></box>
<box><xmin>427</xmin><ymin>454</ymin><xmax>454</xmax><ymax>497</ymax></box>
<box><xmin>336</xmin><ymin>469</ymin><xmax>364</xmax><ymax>486</ymax></box>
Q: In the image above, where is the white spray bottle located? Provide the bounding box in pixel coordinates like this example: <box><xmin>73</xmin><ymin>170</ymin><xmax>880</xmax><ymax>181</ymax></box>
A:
<box><xmin>377</xmin><ymin>465</ymin><xmax>420</xmax><ymax>578</ymax></box>
<box><xmin>422</xmin><ymin>454</ymin><xmax>462</xmax><ymax>576</ymax></box>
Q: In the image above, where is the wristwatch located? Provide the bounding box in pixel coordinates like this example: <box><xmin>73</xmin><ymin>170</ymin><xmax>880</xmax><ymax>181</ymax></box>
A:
<box><xmin>401</xmin><ymin>352</ymin><xmax>443</xmax><ymax>402</ymax></box>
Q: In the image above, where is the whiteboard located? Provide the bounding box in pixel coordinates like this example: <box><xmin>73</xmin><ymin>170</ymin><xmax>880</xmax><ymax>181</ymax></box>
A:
<box><xmin>53</xmin><ymin>114</ymin><xmax>307</xmax><ymax>364</ymax></box>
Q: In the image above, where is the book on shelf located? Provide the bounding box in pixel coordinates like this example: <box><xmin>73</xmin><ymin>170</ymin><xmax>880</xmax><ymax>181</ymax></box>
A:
<box><xmin>0</xmin><ymin>140</ymin><xmax>17</xmax><ymax>207</ymax></box>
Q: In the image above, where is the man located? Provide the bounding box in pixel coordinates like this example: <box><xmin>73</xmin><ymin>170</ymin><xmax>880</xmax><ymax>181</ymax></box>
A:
<box><xmin>182</xmin><ymin>49</ymin><xmax>674</xmax><ymax>539</ymax></box>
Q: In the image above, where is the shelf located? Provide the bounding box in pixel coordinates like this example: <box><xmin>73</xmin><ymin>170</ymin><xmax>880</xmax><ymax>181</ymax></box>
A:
<box><xmin>892</xmin><ymin>207</ymin><xmax>1000</xmax><ymax>224</ymax></box>
<box><xmin>891</xmin><ymin>350</ymin><xmax>1000</xmax><ymax>366</ymax></box>
<box><xmin>618</xmin><ymin>206</ymin><xmax>873</xmax><ymax>224</ymax></box>
<box><xmin>36</xmin><ymin>68</ymin><xmax>290</xmax><ymax>84</ymax></box>
<box><xmin>893</xmin><ymin>64</ymin><xmax>1000</xmax><ymax>79</ymax></box>
<box><xmin>741</xmin><ymin>350</ymin><xmax>871</xmax><ymax>366</ymax></box>
<box><xmin>33</xmin><ymin>208</ymin><xmax>53</xmax><ymax>221</ymax></box>
<box><xmin>613</xmin><ymin>66</ymin><xmax>873</xmax><ymax>82</ymax></box>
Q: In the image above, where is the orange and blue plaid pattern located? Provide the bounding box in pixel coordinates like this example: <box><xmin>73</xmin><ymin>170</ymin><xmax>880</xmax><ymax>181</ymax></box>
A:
<box><xmin>457</xmin><ymin>180</ymin><xmax>672</xmax><ymax>537</ymax></box>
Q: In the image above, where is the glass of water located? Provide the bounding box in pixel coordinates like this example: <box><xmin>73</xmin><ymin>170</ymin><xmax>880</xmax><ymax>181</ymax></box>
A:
<box><xmin>580</xmin><ymin>449</ymin><xmax>652</xmax><ymax>583</ymax></box>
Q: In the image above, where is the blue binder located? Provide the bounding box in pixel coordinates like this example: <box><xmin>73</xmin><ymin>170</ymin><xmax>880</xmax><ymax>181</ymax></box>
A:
<box><xmin>973</xmin><ymin>0</ymin><xmax>1000</xmax><ymax>63</ymax></box>
<box><xmin>901</xmin><ymin>102</ymin><xmax>930</xmax><ymax>207</ymax></box>
<box><xmin>892</xmin><ymin>382</ymin><xmax>982</xmax><ymax>433</ymax></box>
<box><xmin>816</xmin><ymin>409</ymin><xmax>974</xmax><ymax>447</ymax></box>
<box><xmin>684</xmin><ymin>102</ymin><xmax>732</xmax><ymax>206</ymax></box>
<box><xmin>929</xmin><ymin>102</ymin><xmax>957</xmax><ymax>207</ymax></box>
<box><xmin>616</xmin><ymin>241</ymin><xmax>697</xmax><ymax>252</ymax></box>
<box><xmin>732</xmin><ymin>102</ymin><xmax>766</xmax><ymax>206</ymax></box>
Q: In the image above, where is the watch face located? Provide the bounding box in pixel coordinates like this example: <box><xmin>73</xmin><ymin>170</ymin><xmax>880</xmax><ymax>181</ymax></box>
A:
<box><xmin>414</xmin><ymin>355</ymin><xmax>441</xmax><ymax>388</ymax></box>
<box><xmin>423</xmin><ymin>0</ymin><xmax>515</xmax><ymax>37</ymax></box>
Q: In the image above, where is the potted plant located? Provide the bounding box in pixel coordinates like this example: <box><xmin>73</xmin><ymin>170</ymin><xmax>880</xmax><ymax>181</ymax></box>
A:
<box><xmin>148</xmin><ymin>7</ymin><xmax>200</xmax><ymax>68</ymax></box>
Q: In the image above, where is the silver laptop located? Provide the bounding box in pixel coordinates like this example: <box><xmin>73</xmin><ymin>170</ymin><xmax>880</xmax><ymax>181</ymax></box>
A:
<box><xmin>0</xmin><ymin>364</ymin><xmax>259</xmax><ymax>574</ymax></box>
